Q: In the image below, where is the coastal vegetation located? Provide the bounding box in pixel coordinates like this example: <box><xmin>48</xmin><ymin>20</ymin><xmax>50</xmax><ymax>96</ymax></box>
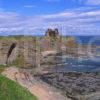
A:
<box><xmin>0</xmin><ymin>75</ymin><xmax>37</xmax><ymax>100</ymax></box>
<box><xmin>0</xmin><ymin>65</ymin><xmax>6</xmax><ymax>73</ymax></box>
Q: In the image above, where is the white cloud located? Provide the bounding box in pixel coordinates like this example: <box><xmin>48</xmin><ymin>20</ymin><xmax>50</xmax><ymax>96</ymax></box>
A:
<box><xmin>24</xmin><ymin>5</ymin><xmax>36</xmax><ymax>8</ymax></box>
<box><xmin>86</xmin><ymin>0</ymin><xmax>100</xmax><ymax>5</ymax></box>
<box><xmin>41</xmin><ymin>12</ymin><xmax>76</xmax><ymax>18</ymax></box>
<box><xmin>0</xmin><ymin>7</ymin><xmax>100</xmax><ymax>36</ymax></box>
<box><xmin>45</xmin><ymin>0</ymin><xmax>61</xmax><ymax>2</ymax></box>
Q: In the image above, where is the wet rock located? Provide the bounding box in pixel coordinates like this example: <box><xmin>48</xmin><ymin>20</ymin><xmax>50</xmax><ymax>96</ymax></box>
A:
<box><xmin>39</xmin><ymin>72</ymin><xmax>100</xmax><ymax>100</ymax></box>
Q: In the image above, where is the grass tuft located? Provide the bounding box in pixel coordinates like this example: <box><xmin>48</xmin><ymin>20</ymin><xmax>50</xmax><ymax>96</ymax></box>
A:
<box><xmin>0</xmin><ymin>75</ymin><xmax>37</xmax><ymax>100</ymax></box>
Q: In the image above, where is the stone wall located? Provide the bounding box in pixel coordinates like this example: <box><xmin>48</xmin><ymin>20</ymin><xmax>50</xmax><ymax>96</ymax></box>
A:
<box><xmin>40</xmin><ymin>28</ymin><xmax>62</xmax><ymax>52</ymax></box>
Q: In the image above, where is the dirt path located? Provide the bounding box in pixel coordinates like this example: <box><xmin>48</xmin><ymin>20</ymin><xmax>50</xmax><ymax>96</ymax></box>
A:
<box><xmin>2</xmin><ymin>67</ymin><xmax>70</xmax><ymax>100</ymax></box>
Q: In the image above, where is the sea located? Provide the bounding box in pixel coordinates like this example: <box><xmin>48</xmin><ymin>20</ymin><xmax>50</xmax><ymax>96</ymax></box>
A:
<box><xmin>51</xmin><ymin>36</ymin><xmax>100</xmax><ymax>72</ymax></box>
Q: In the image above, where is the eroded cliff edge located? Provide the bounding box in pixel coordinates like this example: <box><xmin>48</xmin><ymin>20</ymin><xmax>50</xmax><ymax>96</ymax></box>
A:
<box><xmin>0</xmin><ymin>37</ymin><xmax>39</xmax><ymax>68</ymax></box>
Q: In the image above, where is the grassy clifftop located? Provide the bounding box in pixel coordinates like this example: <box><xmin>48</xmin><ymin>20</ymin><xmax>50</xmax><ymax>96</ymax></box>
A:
<box><xmin>0</xmin><ymin>35</ymin><xmax>37</xmax><ymax>41</ymax></box>
<box><xmin>0</xmin><ymin>75</ymin><xmax>37</xmax><ymax>100</ymax></box>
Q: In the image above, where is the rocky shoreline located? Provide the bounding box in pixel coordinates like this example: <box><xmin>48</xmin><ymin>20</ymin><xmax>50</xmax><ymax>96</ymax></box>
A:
<box><xmin>2</xmin><ymin>67</ymin><xmax>70</xmax><ymax>100</ymax></box>
<box><xmin>37</xmin><ymin>72</ymin><xmax>100</xmax><ymax>100</ymax></box>
<box><xmin>1</xmin><ymin>65</ymin><xmax>100</xmax><ymax>100</ymax></box>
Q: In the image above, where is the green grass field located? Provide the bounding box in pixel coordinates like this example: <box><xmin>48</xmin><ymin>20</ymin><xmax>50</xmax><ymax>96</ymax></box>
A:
<box><xmin>0</xmin><ymin>75</ymin><xmax>37</xmax><ymax>100</ymax></box>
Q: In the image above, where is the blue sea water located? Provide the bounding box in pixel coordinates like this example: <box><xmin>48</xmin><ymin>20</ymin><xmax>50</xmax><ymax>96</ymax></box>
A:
<box><xmin>75</xmin><ymin>36</ymin><xmax>100</xmax><ymax>45</ymax></box>
<box><xmin>52</xmin><ymin>57</ymin><xmax>100</xmax><ymax>72</ymax></box>
<box><xmin>51</xmin><ymin>36</ymin><xmax>100</xmax><ymax>72</ymax></box>
<box><xmin>50</xmin><ymin>56</ymin><xmax>100</xmax><ymax>72</ymax></box>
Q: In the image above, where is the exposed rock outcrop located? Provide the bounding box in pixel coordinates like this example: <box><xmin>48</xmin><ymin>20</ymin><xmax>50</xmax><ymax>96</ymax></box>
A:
<box><xmin>0</xmin><ymin>29</ymin><xmax>78</xmax><ymax>68</ymax></box>
<box><xmin>0</xmin><ymin>39</ymin><xmax>18</xmax><ymax>65</ymax></box>
<box><xmin>39</xmin><ymin>72</ymin><xmax>100</xmax><ymax>100</ymax></box>
<box><xmin>0</xmin><ymin>37</ymin><xmax>40</xmax><ymax>68</ymax></box>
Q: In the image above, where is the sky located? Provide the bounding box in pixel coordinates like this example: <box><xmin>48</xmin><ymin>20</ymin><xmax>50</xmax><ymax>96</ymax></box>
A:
<box><xmin>0</xmin><ymin>0</ymin><xmax>100</xmax><ymax>36</ymax></box>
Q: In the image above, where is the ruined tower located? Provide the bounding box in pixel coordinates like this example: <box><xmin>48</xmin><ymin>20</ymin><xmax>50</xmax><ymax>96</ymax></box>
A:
<box><xmin>45</xmin><ymin>28</ymin><xmax>60</xmax><ymax>38</ymax></box>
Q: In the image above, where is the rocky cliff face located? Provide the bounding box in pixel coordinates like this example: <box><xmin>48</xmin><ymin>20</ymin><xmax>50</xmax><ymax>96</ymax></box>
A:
<box><xmin>0</xmin><ymin>29</ymin><xmax>77</xmax><ymax>68</ymax></box>
<box><xmin>0</xmin><ymin>37</ymin><xmax>39</xmax><ymax>68</ymax></box>
<box><xmin>0</xmin><ymin>39</ymin><xmax>17</xmax><ymax>65</ymax></box>
<box><xmin>0</xmin><ymin>36</ymin><xmax>61</xmax><ymax>68</ymax></box>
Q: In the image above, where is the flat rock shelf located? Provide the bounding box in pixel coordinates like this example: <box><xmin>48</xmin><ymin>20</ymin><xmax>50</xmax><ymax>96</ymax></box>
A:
<box><xmin>37</xmin><ymin>72</ymin><xmax>100</xmax><ymax>100</ymax></box>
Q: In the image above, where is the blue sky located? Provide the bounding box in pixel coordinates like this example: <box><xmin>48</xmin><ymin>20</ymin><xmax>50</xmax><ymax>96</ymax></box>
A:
<box><xmin>0</xmin><ymin>0</ymin><xmax>100</xmax><ymax>36</ymax></box>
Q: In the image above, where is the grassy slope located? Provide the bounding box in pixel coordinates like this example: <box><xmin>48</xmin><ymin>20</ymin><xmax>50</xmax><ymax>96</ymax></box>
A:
<box><xmin>0</xmin><ymin>75</ymin><xmax>37</xmax><ymax>100</ymax></box>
